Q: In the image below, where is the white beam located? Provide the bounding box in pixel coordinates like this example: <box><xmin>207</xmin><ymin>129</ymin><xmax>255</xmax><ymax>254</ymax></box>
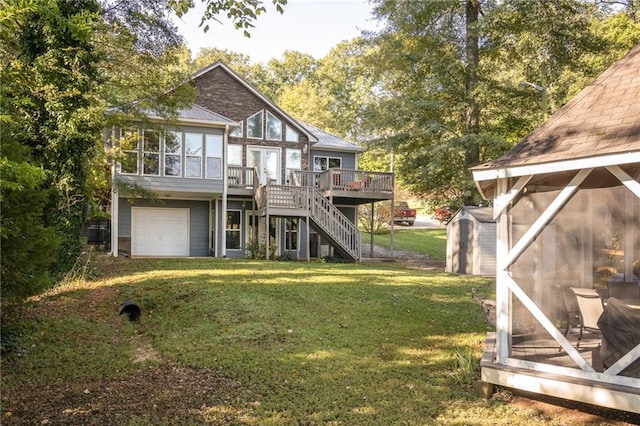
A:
<box><xmin>504</xmin><ymin>275</ymin><xmax>594</xmax><ymax>372</ymax></box>
<box><xmin>502</xmin><ymin>168</ymin><xmax>593</xmax><ymax>270</ymax></box>
<box><xmin>604</xmin><ymin>343</ymin><xmax>640</xmax><ymax>376</ymax></box>
<box><xmin>607</xmin><ymin>165</ymin><xmax>640</xmax><ymax>199</ymax></box>
<box><xmin>493</xmin><ymin>175</ymin><xmax>532</xmax><ymax>220</ymax></box>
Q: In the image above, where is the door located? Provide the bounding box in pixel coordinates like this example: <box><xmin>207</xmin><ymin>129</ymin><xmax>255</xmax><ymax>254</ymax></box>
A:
<box><xmin>131</xmin><ymin>207</ymin><xmax>189</xmax><ymax>256</ymax></box>
<box><xmin>248</xmin><ymin>147</ymin><xmax>280</xmax><ymax>185</ymax></box>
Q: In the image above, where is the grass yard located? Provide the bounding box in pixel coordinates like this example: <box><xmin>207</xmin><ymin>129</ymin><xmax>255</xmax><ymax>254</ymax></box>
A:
<box><xmin>0</xmin><ymin>256</ymin><xmax>629</xmax><ymax>425</ymax></box>
<box><xmin>364</xmin><ymin>228</ymin><xmax>447</xmax><ymax>261</ymax></box>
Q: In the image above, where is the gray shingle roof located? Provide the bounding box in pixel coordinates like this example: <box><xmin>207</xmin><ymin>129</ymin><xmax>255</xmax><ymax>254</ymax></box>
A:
<box><xmin>298</xmin><ymin>121</ymin><xmax>365</xmax><ymax>152</ymax></box>
<box><xmin>473</xmin><ymin>44</ymin><xmax>640</xmax><ymax>171</ymax></box>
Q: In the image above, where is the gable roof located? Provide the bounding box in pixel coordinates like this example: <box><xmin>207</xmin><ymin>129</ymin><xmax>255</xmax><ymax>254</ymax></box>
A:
<box><xmin>473</xmin><ymin>44</ymin><xmax>640</xmax><ymax>182</ymax></box>
<box><xmin>191</xmin><ymin>61</ymin><xmax>318</xmax><ymax>143</ymax></box>
<box><xmin>299</xmin><ymin>121</ymin><xmax>365</xmax><ymax>152</ymax></box>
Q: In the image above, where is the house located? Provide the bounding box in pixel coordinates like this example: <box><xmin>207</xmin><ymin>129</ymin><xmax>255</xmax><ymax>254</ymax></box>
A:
<box><xmin>445</xmin><ymin>206</ymin><xmax>496</xmax><ymax>276</ymax></box>
<box><xmin>471</xmin><ymin>45</ymin><xmax>640</xmax><ymax>412</ymax></box>
<box><xmin>108</xmin><ymin>61</ymin><xmax>394</xmax><ymax>261</ymax></box>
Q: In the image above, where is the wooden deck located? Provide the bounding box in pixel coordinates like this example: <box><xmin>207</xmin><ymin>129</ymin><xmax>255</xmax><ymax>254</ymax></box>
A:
<box><xmin>509</xmin><ymin>332</ymin><xmax>603</xmax><ymax>371</ymax></box>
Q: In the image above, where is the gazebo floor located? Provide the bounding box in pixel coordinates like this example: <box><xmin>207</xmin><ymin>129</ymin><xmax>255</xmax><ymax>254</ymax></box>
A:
<box><xmin>510</xmin><ymin>331</ymin><xmax>603</xmax><ymax>371</ymax></box>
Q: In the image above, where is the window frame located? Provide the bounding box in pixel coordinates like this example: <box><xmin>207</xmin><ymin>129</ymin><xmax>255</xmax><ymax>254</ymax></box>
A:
<box><xmin>285</xmin><ymin>148</ymin><xmax>302</xmax><ymax>184</ymax></box>
<box><xmin>142</xmin><ymin>130</ymin><xmax>160</xmax><ymax>176</ymax></box>
<box><xmin>230</xmin><ymin>121</ymin><xmax>243</xmax><ymax>138</ymax></box>
<box><xmin>185</xmin><ymin>132</ymin><xmax>203</xmax><ymax>178</ymax></box>
<box><xmin>313</xmin><ymin>155</ymin><xmax>342</xmax><ymax>172</ymax></box>
<box><xmin>247</xmin><ymin>110</ymin><xmax>264</xmax><ymax>140</ymax></box>
<box><xmin>266</xmin><ymin>111</ymin><xmax>282</xmax><ymax>141</ymax></box>
<box><xmin>163</xmin><ymin>131</ymin><xmax>182</xmax><ymax>177</ymax></box>
<box><xmin>205</xmin><ymin>134</ymin><xmax>223</xmax><ymax>179</ymax></box>
<box><xmin>119</xmin><ymin>128</ymin><xmax>140</xmax><ymax>175</ymax></box>
<box><xmin>285</xmin><ymin>125</ymin><xmax>299</xmax><ymax>143</ymax></box>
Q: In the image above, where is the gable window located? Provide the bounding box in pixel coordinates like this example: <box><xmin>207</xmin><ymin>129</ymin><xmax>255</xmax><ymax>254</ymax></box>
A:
<box><xmin>142</xmin><ymin>130</ymin><xmax>160</xmax><ymax>175</ymax></box>
<box><xmin>119</xmin><ymin>129</ymin><xmax>139</xmax><ymax>174</ymax></box>
<box><xmin>285</xmin><ymin>125</ymin><xmax>299</xmax><ymax>142</ymax></box>
<box><xmin>164</xmin><ymin>131</ymin><xmax>182</xmax><ymax>177</ymax></box>
<box><xmin>247</xmin><ymin>111</ymin><xmax>263</xmax><ymax>139</ymax></box>
<box><xmin>285</xmin><ymin>149</ymin><xmax>301</xmax><ymax>184</ymax></box>
<box><xmin>185</xmin><ymin>132</ymin><xmax>203</xmax><ymax>178</ymax></box>
<box><xmin>226</xmin><ymin>210</ymin><xmax>242</xmax><ymax>250</ymax></box>
<box><xmin>313</xmin><ymin>156</ymin><xmax>342</xmax><ymax>171</ymax></box>
<box><xmin>230</xmin><ymin>121</ymin><xmax>243</xmax><ymax>138</ymax></box>
<box><xmin>205</xmin><ymin>134</ymin><xmax>223</xmax><ymax>179</ymax></box>
<box><xmin>266</xmin><ymin>111</ymin><xmax>282</xmax><ymax>141</ymax></box>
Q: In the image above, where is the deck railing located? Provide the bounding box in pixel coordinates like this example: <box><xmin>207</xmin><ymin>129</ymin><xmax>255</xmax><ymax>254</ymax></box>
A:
<box><xmin>316</xmin><ymin>169</ymin><xmax>394</xmax><ymax>192</ymax></box>
<box><xmin>227</xmin><ymin>166</ymin><xmax>255</xmax><ymax>189</ymax></box>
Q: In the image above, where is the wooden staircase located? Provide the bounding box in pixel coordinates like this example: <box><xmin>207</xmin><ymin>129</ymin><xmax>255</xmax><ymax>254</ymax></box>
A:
<box><xmin>255</xmin><ymin>184</ymin><xmax>361</xmax><ymax>262</ymax></box>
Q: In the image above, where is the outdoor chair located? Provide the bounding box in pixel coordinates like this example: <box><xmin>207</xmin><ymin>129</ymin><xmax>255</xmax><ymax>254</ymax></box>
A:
<box><xmin>561</xmin><ymin>286</ymin><xmax>582</xmax><ymax>339</ymax></box>
<box><xmin>570</xmin><ymin>287</ymin><xmax>605</xmax><ymax>348</ymax></box>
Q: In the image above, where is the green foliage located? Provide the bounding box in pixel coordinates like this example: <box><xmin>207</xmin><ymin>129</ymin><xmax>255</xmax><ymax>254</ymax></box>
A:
<box><xmin>450</xmin><ymin>347</ymin><xmax>480</xmax><ymax>387</ymax></box>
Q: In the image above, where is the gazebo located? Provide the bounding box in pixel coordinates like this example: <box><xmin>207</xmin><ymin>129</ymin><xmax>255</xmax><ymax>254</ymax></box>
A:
<box><xmin>472</xmin><ymin>45</ymin><xmax>640</xmax><ymax>412</ymax></box>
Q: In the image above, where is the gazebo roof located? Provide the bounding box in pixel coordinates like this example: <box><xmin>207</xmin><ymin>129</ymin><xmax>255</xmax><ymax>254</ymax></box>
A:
<box><xmin>472</xmin><ymin>44</ymin><xmax>640</xmax><ymax>198</ymax></box>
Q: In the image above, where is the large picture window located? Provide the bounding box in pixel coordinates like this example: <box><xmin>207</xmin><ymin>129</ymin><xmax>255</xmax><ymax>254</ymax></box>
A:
<box><xmin>142</xmin><ymin>130</ymin><xmax>160</xmax><ymax>175</ymax></box>
<box><xmin>164</xmin><ymin>131</ymin><xmax>182</xmax><ymax>176</ymax></box>
<box><xmin>226</xmin><ymin>210</ymin><xmax>242</xmax><ymax>250</ymax></box>
<box><xmin>205</xmin><ymin>134</ymin><xmax>223</xmax><ymax>179</ymax></box>
<box><xmin>185</xmin><ymin>132</ymin><xmax>203</xmax><ymax>178</ymax></box>
<box><xmin>313</xmin><ymin>156</ymin><xmax>342</xmax><ymax>171</ymax></box>
<box><xmin>247</xmin><ymin>111</ymin><xmax>263</xmax><ymax>139</ymax></box>
<box><xmin>266</xmin><ymin>111</ymin><xmax>282</xmax><ymax>140</ymax></box>
<box><xmin>119</xmin><ymin>129</ymin><xmax>139</xmax><ymax>174</ymax></box>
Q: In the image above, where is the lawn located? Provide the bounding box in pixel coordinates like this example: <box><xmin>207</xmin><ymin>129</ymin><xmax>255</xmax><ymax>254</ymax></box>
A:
<box><xmin>0</xmin><ymin>256</ymin><xmax>622</xmax><ymax>425</ymax></box>
<box><xmin>363</xmin><ymin>228</ymin><xmax>447</xmax><ymax>260</ymax></box>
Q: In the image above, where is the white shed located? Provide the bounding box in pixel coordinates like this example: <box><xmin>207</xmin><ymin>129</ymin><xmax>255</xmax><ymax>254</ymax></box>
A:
<box><xmin>446</xmin><ymin>206</ymin><xmax>496</xmax><ymax>276</ymax></box>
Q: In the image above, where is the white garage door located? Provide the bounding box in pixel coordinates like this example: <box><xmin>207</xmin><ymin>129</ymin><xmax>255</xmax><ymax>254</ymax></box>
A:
<box><xmin>132</xmin><ymin>207</ymin><xmax>189</xmax><ymax>256</ymax></box>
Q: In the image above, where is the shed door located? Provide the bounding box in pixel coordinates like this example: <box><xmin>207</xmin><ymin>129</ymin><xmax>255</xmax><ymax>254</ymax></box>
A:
<box><xmin>132</xmin><ymin>207</ymin><xmax>189</xmax><ymax>256</ymax></box>
<box><xmin>453</xmin><ymin>219</ymin><xmax>474</xmax><ymax>274</ymax></box>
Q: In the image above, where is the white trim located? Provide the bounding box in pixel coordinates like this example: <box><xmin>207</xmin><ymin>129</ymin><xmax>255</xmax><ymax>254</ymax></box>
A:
<box><xmin>247</xmin><ymin>110</ymin><xmax>264</xmax><ymax>140</ymax></box>
<box><xmin>604</xmin><ymin>343</ymin><xmax>640</xmax><ymax>376</ymax></box>
<box><xmin>473</xmin><ymin>151</ymin><xmax>640</xmax><ymax>182</ymax></box>
<box><xmin>493</xmin><ymin>175</ymin><xmax>532</xmax><ymax>220</ymax></box>
<box><xmin>607</xmin><ymin>165</ymin><xmax>640</xmax><ymax>199</ymax></box>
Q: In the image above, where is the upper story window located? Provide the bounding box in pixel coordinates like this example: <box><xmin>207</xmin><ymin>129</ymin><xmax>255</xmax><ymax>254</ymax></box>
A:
<box><xmin>142</xmin><ymin>130</ymin><xmax>160</xmax><ymax>175</ymax></box>
<box><xmin>205</xmin><ymin>134</ymin><xmax>223</xmax><ymax>179</ymax></box>
<box><xmin>266</xmin><ymin>111</ymin><xmax>282</xmax><ymax>141</ymax></box>
<box><xmin>185</xmin><ymin>132</ymin><xmax>203</xmax><ymax>178</ymax></box>
<box><xmin>285</xmin><ymin>125</ymin><xmax>299</xmax><ymax>142</ymax></box>
<box><xmin>247</xmin><ymin>111</ymin><xmax>263</xmax><ymax>139</ymax></box>
<box><xmin>230</xmin><ymin>121</ymin><xmax>243</xmax><ymax>138</ymax></box>
<box><xmin>313</xmin><ymin>156</ymin><xmax>342</xmax><ymax>171</ymax></box>
<box><xmin>164</xmin><ymin>131</ymin><xmax>182</xmax><ymax>177</ymax></box>
<box><xmin>227</xmin><ymin>144</ymin><xmax>243</xmax><ymax>166</ymax></box>
<box><xmin>119</xmin><ymin>129</ymin><xmax>139</xmax><ymax>174</ymax></box>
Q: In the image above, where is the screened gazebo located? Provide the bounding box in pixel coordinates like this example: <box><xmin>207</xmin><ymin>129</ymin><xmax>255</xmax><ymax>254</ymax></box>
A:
<box><xmin>472</xmin><ymin>45</ymin><xmax>640</xmax><ymax>413</ymax></box>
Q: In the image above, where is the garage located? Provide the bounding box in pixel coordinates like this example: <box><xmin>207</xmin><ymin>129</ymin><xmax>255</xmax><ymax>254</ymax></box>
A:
<box><xmin>131</xmin><ymin>207</ymin><xmax>190</xmax><ymax>256</ymax></box>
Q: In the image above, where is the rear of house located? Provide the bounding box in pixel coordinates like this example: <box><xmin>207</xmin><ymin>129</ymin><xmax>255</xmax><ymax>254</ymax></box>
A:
<box><xmin>108</xmin><ymin>62</ymin><xmax>393</xmax><ymax>260</ymax></box>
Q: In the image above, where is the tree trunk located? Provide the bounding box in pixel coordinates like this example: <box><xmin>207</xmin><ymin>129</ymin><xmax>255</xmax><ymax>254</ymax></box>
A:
<box><xmin>464</xmin><ymin>0</ymin><xmax>481</xmax><ymax>205</ymax></box>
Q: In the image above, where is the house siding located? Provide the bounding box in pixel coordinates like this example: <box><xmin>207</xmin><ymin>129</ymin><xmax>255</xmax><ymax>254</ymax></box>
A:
<box><xmin>310</xmin><ymin>149</ymin><xmax>357</xmax><ymax>170</ymax></box>
<box><xmin>118</xmin><ymin>198</ymin><xmax>209</xmax><ymax>256</ymax></box>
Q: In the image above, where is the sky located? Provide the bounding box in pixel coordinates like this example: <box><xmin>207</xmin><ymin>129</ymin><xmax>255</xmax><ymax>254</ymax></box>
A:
<box><xmin>171</xmin><ymin>0</ymin><xmax>380</xmax><ymax>63</ymax></box>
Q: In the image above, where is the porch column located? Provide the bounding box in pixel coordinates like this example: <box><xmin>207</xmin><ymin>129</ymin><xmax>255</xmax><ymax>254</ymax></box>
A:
<box><xmin>111</xmin><ymin>186</ymin><xmax>119</xmax><ymax>257</ymax></box>
<box><xmin>495</xmin><ymin>178</ymin><xmax>511</xmax><ymax>362</ymax></box>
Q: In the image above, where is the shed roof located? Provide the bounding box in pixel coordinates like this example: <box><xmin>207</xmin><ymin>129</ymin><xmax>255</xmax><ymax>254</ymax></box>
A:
<box><xmin>473</xmin><ymin>44</ymin><xmax>640</xmax><ymax>175</ymax></box>
<box><xmin>452</xmin><ymin>206</ymin><xmax>495</xmax><ymax>224</ymax></box>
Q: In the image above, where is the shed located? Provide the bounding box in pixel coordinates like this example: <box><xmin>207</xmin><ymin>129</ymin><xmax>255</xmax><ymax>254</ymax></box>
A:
<box><xmin>446</xmin><ymin>206</ymin><xmax>496</xmax><ymax>276</ymax></box>
<box><xmin>471</xmin><ymin>45</ymin><xmax>640</xmax><ymax>413</ymax></box>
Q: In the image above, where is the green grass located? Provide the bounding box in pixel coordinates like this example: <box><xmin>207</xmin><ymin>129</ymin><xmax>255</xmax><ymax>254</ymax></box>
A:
<box><xmin>363</xmin><ymin>228</ymin><xmax>447</xmax><ymax>260</ymax></box>
<box><xmin>3</xmin><ymin>256</ymin><xmax>577</xmax><ymax>425</ymax></box>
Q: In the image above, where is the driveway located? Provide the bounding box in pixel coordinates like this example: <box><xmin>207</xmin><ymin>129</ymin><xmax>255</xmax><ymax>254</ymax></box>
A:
<box><xmin>401</xmin><ymin>215</ymin><xmax>444</xmax><ymax>229</ymax></box>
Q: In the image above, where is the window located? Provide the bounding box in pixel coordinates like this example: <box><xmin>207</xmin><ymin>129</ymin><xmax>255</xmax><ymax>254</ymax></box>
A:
<box><xmin>142</xmin><ymin>130</ymin><xmax>160</xmax><ymax>175</ymax></box>
<box><xmin>285</xmin><ymin>218</ymin><xmax>298</xmax><ymax>251</ymax></box>
<box><xmin>313</xmin><ymin>156</ymin><xmax>342</xmax><ymax>171</ymax></box>
<box><xmin>164</xmin><ymin>131</ymin><xmax>182</xmax><ymax>177</ymax></box>
<box><xmin>228</xmin><ymin>144</ymin><xmax>243</xmax><ymax>166</ymax></box>
<box><xmin>286</xmin><ymin>149</ymin><xmax>301</xmax><ymax>184</ymax></box>
<box><xmin>205</xmin><ymin>134</ymin><xmax>223</xmax><ymax>179</ymax></box>
<box><xmin>230</xmin><ymin>121</ymin><xmax>243</xmax><ymax>138</ymax></box>
<box><xmin>285</xmin><ymin>125</ymin><xmax>299</xmax><ymax>142</ymax></box>
<box><xmin>247</xmin><ymin>111</ymin><xmax>263</xmax><ymax>139</ymax></box>
<box><xmin>185</xmin><ymin>132</ymin><xmax>203</xmax><ymax>178</ymax></box>
<box><xmin>266</xmin><ymin>111</ymin><xmax>282</xmax><ymax>140</ymax></box>
<box><xmin>119</xmin><ymin>129</ymin><xmax>139</xmax><ymax>174</ymax></box>
<box><xmin>226</xmin><ymin>210</ymin><xmax>241</xmax><ymax>250</ymax></box>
